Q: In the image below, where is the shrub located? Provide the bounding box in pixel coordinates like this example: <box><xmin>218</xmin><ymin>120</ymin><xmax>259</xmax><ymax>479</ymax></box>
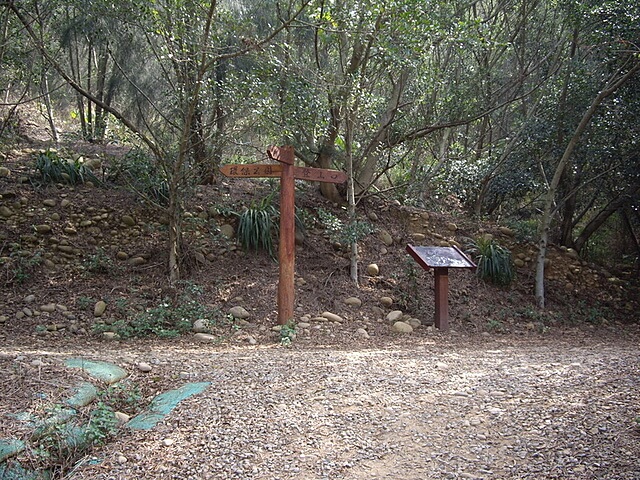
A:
<box><xmin>316</xmin><ymin>207</ymin><xmax>375</xmax><ymax>246</ymax></box>
<box><xmin>467</xmin><ymin>236</ymin><xmax>515</xmax><ymax>286</ymax></box>
<box><xmin>108</xmin><ymin>148</ymin><xmax>169</xmax><ymax>205</ymax></box>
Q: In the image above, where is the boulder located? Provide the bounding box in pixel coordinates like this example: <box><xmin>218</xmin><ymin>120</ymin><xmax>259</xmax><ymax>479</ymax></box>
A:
<box><xmin>392</xmin><ymin>321</ymin><xmax>413</xmax><ymax>333</ymax></box>
<box><xmin>321</xmin><ymin>311</ymin><xmax>344</xmax><ymax>323</ymax></box>
<box><xmin>366</xmin><ymin>263</ymin><xmax>380</xmax><ymax>276</ymax></box>
<box><xmin>229</xmin><ymin>306</ymin><xmax>250</xmax><ymax>319</ymax></box>
<box><xmin>386</xmin><ymin>310</ymin><xmax>403</xmax><ymax>322</ymax></box>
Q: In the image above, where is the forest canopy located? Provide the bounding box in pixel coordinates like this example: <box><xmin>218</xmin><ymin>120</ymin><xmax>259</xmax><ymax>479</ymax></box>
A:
<box><xmin>1</xmin><ymin>0</ymin><xmax>639</xmax><ymax>299</ymax></box>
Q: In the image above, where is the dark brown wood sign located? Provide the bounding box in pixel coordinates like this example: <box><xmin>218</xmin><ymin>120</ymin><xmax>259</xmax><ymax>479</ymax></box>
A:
<box><xmin>406</xmin><ymin>244</ymin><xmax>476</xmax><ymax>331</ymax></box>
<box><xmin>220</xmin><ymin>146</ymin><xmax>347</xmax><ymax>324</ymax></box>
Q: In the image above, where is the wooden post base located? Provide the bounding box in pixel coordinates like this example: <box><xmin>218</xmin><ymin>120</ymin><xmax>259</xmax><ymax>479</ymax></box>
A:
<box><xmin>434</xmin><ymin>267</ymin><xmax>449</xmax><ymax>331</ymax></box>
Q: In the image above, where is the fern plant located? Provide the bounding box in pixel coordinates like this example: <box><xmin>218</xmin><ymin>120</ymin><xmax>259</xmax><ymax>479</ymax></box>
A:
<box><xmin>467</xmin><ymin>236</ymin><xmax>515</xmax><ymax>286</ymax></box>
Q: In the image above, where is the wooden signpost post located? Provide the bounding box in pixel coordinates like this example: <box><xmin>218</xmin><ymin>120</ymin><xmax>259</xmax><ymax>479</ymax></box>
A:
<box><xmin>220</xmin><ymin>145</ymin><xmax>347</xmax><ymax>324</ymax></box>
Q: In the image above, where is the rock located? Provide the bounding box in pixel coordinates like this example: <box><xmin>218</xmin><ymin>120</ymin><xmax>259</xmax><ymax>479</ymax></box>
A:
<box><xmin>162</xmin><ymin>438</ymin><xmax>175</xmax><ymax>447</ymax></box>
<box><xmin>229</xmin><ymin>306</ymin><xmax>250</xmax><ymax>319</ymax></box>
<box><xmin>343</xmin><ymin>297</ymin><xmax>362</xmax><ymax>308</ymax></box>
<box><xmin>407</xmin><ymin>317</ymin><xmax>422</xmax><ymax>328</ymax></box>
<box><xmin>0</xmin><ymin>166</ymin><xmax>10</xmax><ymax>177</ymax></box>
<box><xmin>137</xmin><ymin>362</ymin><xmax>152</xmax><ymax>372</ymax></box>
<box><xmin>84</xmin><ymin>158</ymin><xmax>102</xmax><ymax>171</ymax></box>
<box><xmin>23</xmin><ymin>294</ymin><xmax>36</xmax><ymax>303</ymax></box>
<box><xmin>392</xmin><ymin>321</ymin><xmax>413</xmax><ymax>333</ymax></box>
<box><xmin>411</xmin><ymin>233</ymin><xmax>426</xmax><ymax>242</ymax></box>
<box><xmin>117</xmin><ymin>455</ymin><xmax>128</xmax><ymax>464</ymax></box>
<box><xmin>115</xmin><ymin>412</ymin><xmax>130</xmax><ymax>426</ymax></box>
<box><xmin>566</xmin><ymin>248</ymin><xmax>580</xmax><ymax>260</ymax></box>
<box><xmin>446</xmin><ymin>222</ymin><xmax>458</xmax><ymax>232</ymax></box>
<box><xmin>321</xmin><ymin>312</ymin><xmax>344</xmax><ymax>323</ymax></box>
<box><xmin>121</xmin><ymin>215</ymin><xmax>136</xmax><ymax>226</ymax></box>
<box><xmin>499</xmin><ymin>226</ymin><xmax>514</xmax><ymax>236</ymax></box>
<box><xmin>367</xmin><ymin>212</ymin><xmax>378</xmax><ymax>221</ymax></box>
<box><xmin>386</xmin><ymin>310</ymin><xmax>403</xmax><ymax>322</ymax></box>
<box><xmin>40</xmin><ymin>303</ymin><xmax>56</xmax><ymax>313</ymax></box>
<box><xmin>43</xmin><ymin>199</ymin><xmax>57</xmax><ymax>207</ymax></box>
<box><xmin>116</xmin><ymin>251</ymin><xmax>129</xmax><ymax>260</ymax></box>
<box><xmin>194</xmin><ymin>333</ymin><xmax>216</xmax><ymax>342</ymax></box>
<box><xmin>60</xmin><ymin>199</ymin><xmax>71</xmax><ymax>208</ymax></box>
<box><xmin>0</xmin><ymin>206</ymin><xmax>13</xmax><ymax>218</ymax></box>
<box><xmin>34</xmin><ymin>224</ymin><xmax>52</xmax><ymax>233</ymax></box>
<box><xmin>366</xmin><ymin>263</ymin><xmax>380</xmax><ymax>276</ymax></box>
<box><xmin>514</xmin><ymin>258</ymin><xmax>525</xmax><ymax>268</ymax></box>
<box><xmin>128</xmin><ymin>256</ymin><xmax>146</xmax><ymax>266</ymax></box>
<box><xmin>219</xmin><ymin>224</ymin><xmax>235</xmax><ymax>239</ymax></box>
<box><xmin>192</xmin><ymin>319</ymin><xmax>209</xmax><ymax>333</ymax></box>
<box><xmin>356</xmin><ymin>328</ymin><xmax>370</xmax><ymax>339</ymax></box>
<box><xmin>378</xmin><ymin>229</ymin><xmax>394</xmax><ymax>246</ymax></box>
<box><xmin>102</xmin><ymin>332</ymin><xmax>118</xmax><ymax>340</ymax></box>
<box><xmin>94</xmin><ymin>301</ymin><xmax>107</xmax><ymax>317</ymax></box>
<box><xmin>380</xmin><ymin>296</ymin><xmax>393</xmax><ymax>307</ymax></box>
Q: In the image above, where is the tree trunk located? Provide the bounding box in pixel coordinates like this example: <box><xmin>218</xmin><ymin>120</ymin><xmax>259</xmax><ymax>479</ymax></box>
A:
<box><xmin>573</xmin><ymin>181</ymin><xmax>640</xmax><ymax>253</ymax></box>
<box><xmin>40</xmin><ymin>71</ymin><xmax>59</xmax><ymax>144</ymax></box>
<box><xmin>355</xmin><ymin>69</ymin><xmax>409</xmax><ymax>195</ymax></box>
<box><xmin>535</xmin><ymin>63</ymin><xmax>640</xmax><ymax>309</ymax></box>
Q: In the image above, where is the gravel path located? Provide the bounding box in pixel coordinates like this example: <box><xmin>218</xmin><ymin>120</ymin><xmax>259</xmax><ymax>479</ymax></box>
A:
<box><xmin>53</xmin><ymin>333</ymin><xmax>640</xmax><ymax>480</ymax></box>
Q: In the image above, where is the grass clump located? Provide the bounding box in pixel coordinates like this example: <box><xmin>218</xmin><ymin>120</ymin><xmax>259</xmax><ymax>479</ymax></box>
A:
<box><xmin>236</xmin><ymin>192</ymin><xmax>279</xmax><ymax>256</ymax></box>
<box><xmin>467</xmin><ymin>236</ymin><xmax>515</xmax><ymax>286</ymax></box>
<box><xmin>34</xmin><ymin>149</ymin><xmax>99</xmax><ymax>186</ymax></box>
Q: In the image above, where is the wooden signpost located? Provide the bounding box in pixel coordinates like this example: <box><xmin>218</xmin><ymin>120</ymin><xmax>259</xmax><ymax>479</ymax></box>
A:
<box><xmin>220</xmin><ymin>145</ymin><xmax>347</xmax><ymax>324</ymax></box>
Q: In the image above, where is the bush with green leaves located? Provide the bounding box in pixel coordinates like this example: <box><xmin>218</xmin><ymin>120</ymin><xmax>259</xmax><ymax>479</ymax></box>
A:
<box><xmin>467</xmin><ymin>236</ymin><xmax>515</xmax><ymax>286</ymax></box>
<box><xmin>108</xmin><ymin>148</ymin><xmax>169</xmax><ymax>205</ymax></box>
<box><xmin>34</xmin><ymin>149</ymin><xmax>99</xmax><ymax>185</ymax></box>
<box><xmin>316</xmin><ymin>207</ymin><xmax>375</xmax><ymax>247</ymax></box>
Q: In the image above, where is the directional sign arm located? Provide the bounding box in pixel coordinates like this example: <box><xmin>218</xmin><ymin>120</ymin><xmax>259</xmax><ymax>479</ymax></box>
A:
<box><xmin>220</xmin><ymin>164</ymin><xmax>282</xmax><ymax>178</ymax></box>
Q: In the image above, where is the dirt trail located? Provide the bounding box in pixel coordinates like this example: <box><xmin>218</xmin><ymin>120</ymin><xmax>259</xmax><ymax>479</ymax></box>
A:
<box><xmin>5</xmin><ymin>332</ymin><xmax>637</xmax><ymax>480</ymax></box>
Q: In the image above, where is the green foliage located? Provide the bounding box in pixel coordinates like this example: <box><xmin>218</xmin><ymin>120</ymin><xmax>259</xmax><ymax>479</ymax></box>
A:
<box><xmin>84</xmin><ymin>402</ymin><xmax>118</xmax><ymax>445</ymax></box>
<box><xmin>30</xmin><ymin>402</ymin><xmax>117</xmax><ymax>474</ymax></box>
<box><xmin>393</xmin><ymin>257</ymin><xmax>421</xmax><ymax>312</ymax></box>
<box><xmin>98</xmin><ymin>380</ymin><xmax>142</xmax><ymax>415</ymax></box>
<box><xmin>108</xmin><ymin>148</ymin><xmax>169</xmax><ymax>205</ymax></box>
<box><xmin>467</xmin><ymin>237</ymin><xmax>515</xmax><ymax>286</ymax></box>
<box><xmin>76</xmin><ymin>296</ymin><xmax>96</xmax><ymax>310</ymax></box>
<box><xmin>486</xmin><ymin>318</ymin><xmax>506</xmax><ymax>333</ymax></box>
<box><xmin>84</xmin><ymin>247</ymin><xmax>116</xmax><ymax>275</ymax></box>
<box><xmin>279</xmin><ymin>320</ymin><xmax>296</xmax><ymax>346</ymax></box>
<box><xmin>2</xmin><ymin>250</ymin><xmax>43</xmax><ymax>285</ymax></box>
<box><xmin>93</xmin><ymin>282</ymin><xmax>218</xmax><ymax>339</ymax></box>
<box><xmin>316</xmin><ymin>207</ymin><xmax>375</xmax><ymax>246</ymax></box>
<box><xmin>506</xmin><ymin>219</ymin><xmax>539</xmax><ymax>243</ymax></box>
<box><xmin>236</xmin><ymin>192</ymin><xmax>279</xmax><ymax>256</ymax></box>
<box><xmin>34</xmin><ymin>150</ymin><xmax>99</xmax><ymax>186</ymax></box>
